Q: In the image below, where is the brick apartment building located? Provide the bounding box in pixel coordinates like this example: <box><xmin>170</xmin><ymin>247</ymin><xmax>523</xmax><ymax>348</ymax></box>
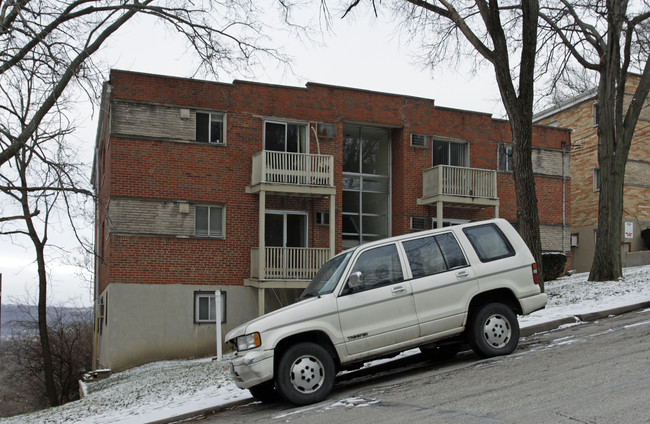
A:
<box><xmin>92</xmin><ymin>69</ymin><xmax>571</xmax><ymax>371</ymax></box>
<box><xmin>534</xmin><ymin>74</ymin><xmax>650</xmax><ymax>273</ymax></box>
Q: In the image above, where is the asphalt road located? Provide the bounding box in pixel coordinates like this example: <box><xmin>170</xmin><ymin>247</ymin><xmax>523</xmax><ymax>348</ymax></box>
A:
<box><xmin>191</xmin><ymin>308</ymin><xmax>650</xmax><ymax>424</ymax></box>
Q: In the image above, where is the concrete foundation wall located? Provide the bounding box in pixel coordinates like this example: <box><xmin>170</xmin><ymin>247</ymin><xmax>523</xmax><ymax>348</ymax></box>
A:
<box><xmin>569</xmin><ymin>220</ymin><xmax>650</xmax><ymax>273</ymax></box>
<box><xmin>96</xmin><ymin>283</ymin><xmax>258</xmax><ymax>372</ymax></box>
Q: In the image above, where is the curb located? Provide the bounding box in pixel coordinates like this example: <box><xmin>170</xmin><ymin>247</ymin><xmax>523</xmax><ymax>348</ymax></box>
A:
<box><xmin>154</xmin><ymin>301</ymin><xmax>650</xmax><ymax>424</ymax></box>
<box><xmin>147</xmin><ymin>399</ymin><xmax>254</xmax><ymax>424</ymax></box>
<box><xmin>521</xmin><ymin>300</ymin><xmax>650</xmax><ymax>337</ymax></box>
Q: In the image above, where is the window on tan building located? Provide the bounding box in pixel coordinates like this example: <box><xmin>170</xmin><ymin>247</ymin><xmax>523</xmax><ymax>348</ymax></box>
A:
<box><xmin>593</xmin><ymin>167</ymin><xmax>601</xmax><ymax>191</ymax></box>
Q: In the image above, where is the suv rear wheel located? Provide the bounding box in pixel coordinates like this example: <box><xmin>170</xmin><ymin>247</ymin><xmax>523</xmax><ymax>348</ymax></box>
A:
<box><xmin>275</xmin><ymin>342</ymin><xmax>335</xmax><ymax>405</ymax></box>
<box><xmin>468</xmin><ymin>302</ymin><xmax>519</xmax><ymax>358</ymax></box>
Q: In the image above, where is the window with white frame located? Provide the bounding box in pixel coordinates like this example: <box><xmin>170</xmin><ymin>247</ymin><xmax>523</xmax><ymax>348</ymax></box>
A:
<box><xmin>194</xmin><ymin>291</ymin><xmax>226</xmax><ymax>323</ymax></box>
<box><xmin>592</xmin><ymin>103</ymin><xmax>600</xmax><ymax>127</ymax></box>
<box><xmin>432</xmin><ymin>139</ymin><xmax>469</xmax><ymax>167</ymax></box>
<box><xmin>498</xmin><ymin>143</ymin><xmax>513</xmax><ymax>172</ymax></box>
<box><xmin>196</xmin><ymin>112</ymin><xmax>225</xmax><ymax>144</ymax></box>
<box><xmin>195</xmin><ymin>205</ymin><xmax>225</xmax><ymax>237</ymax></box>
<box><xmin>593</xmin><ymin>167</ymin><xmax>601</xmax><ymax>191</ymax></box>
<box><xmin>264</xmin><ymin>121</ymin><xmax>307</xmax><ymax>153</ymax></box>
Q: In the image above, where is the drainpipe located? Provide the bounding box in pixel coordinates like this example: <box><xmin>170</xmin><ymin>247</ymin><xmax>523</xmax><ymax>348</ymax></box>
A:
<box><xmin>561</xmin><ymin>140</ymin><xmax>567</xmax><ymax>253</ymax></box>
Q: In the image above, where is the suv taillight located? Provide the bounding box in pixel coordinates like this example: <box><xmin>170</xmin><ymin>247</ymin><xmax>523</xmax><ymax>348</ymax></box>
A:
<box><xmin>532</xmin><ymin>263</ymin><xmax>539</xmax><ymax>285</ymax></box>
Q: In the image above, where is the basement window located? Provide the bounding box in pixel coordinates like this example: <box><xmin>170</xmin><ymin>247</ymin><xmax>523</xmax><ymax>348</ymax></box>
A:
<box><xmin>194</xmin><ymin>291</ymin><xmax>226</xmax><ymax>323</ymax></box>
<box><xmin>196</xmin><ymin>112</ymin><xmax>225</xmax><ymax>144</ymax></box>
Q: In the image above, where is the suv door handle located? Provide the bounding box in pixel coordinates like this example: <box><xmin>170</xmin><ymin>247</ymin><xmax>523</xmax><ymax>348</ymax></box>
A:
<box><xmin>456</xmin><ymin>270</ymin><xmax>470</xmax><ymax>278</ymax></box>
<box><xmin>391</xmin><ymin>286</ymin><xmax>406</xmax><ymax>295</ymax></box>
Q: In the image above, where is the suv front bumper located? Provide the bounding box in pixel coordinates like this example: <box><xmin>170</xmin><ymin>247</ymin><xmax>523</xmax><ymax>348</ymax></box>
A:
<box><xmin>230</xmin><ymin>349</ymin><xmax>274</xmax><ymax>389</ymax></box>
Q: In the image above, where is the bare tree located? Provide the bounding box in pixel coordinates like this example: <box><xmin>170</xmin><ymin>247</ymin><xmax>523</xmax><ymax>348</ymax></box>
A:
<box><xmin>0</xmin><ymin>0</ymin><xmax>293</xmax><ymax>168</ymax></box>
<box><xmin>0</xmin><ymin>101</ymin><xmax>92</xmax><ymax>406</ymax></box>
<box><xmin>6</xmin><ymin>303</ymin><xmax>93</xmax><ymax>408</ymax></box>
<box><xmin>539</xmin><ymin>1</ymin><xmax>650</xmax><ymax>281</ymax></box>
<box><xmin>1</xmin><ymin>0</ymin><xmax>303</xmax><ymax>407</ymax></box>
<box><xmin>342</xmin><ymin>0</ymin><xmax>546</xmax><ymax>287</ymax></box>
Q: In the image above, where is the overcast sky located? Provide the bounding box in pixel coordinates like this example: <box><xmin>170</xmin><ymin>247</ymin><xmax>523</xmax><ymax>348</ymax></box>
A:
<box><xmin>1</xmin><ymin>6</ymin><xmax>503</xmax><ymax>307</ymax></box>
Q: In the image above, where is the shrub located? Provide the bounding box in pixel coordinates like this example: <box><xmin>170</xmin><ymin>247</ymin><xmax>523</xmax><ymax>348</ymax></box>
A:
<box><xmin>542</xmin><ymin>253</ymin><xmax>567</xmax><ymax>282</ymax></box>
<box><xmin>641</xmin><ymin>227</ymin><xmax>650</xmax><ymax>250</ymax></box>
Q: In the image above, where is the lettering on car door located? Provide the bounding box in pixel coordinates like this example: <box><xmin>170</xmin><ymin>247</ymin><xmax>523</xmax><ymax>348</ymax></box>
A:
<box><xmin>337</xmin><ymin>243</ymin><xmax>419</xmax><ymax>356</ymax></box>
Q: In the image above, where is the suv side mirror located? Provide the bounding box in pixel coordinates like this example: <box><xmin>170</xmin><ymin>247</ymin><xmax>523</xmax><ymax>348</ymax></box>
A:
<box><xmin>347</xmin><ymin>271</ymin><xmax>364</xmax><ymax>290</ymax></box>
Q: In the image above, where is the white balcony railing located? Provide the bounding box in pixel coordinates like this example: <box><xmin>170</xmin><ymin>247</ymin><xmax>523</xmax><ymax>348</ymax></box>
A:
<box><xmin>251</xmin><ymin>247</ymin><xmax>331</xmax><ymax>280</ymax></box>
<box><xmin>251</xmin><ymin>151</ymin><xmax>334</xmax><ymax>187</ymax></box>
<box><xmin>422</xmin><ymin>165</ymin><xmax>497</xmax><ymax>199</ymax></box>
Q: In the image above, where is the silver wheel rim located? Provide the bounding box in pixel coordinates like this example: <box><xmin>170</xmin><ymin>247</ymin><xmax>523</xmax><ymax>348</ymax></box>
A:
<box><xmin>483</xmin><ymin>314</ymin><xmax>511</xmax><ymax>349</ymax></box>
<box><xmin>289</xmin><ymin>355</ymin><xmax>325</xmax><ymax>394</ymax></box>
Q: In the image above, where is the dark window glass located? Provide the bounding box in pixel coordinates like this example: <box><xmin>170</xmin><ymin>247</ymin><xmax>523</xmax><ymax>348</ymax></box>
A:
<box><xmin>195</xmin><ymin>206</ymin><xmax>223</xmax><ymax>238</ymax></box>
<box><xmin>210</xmin><ymin>118</ymin><xmax>223</xmax><ymax>144</ymax></box>
<box><xmin>463</xmin><ymin>224</ymin><xmax>515</xmax><ymax>262</ymax></box>
<box><xmin>436</xmin><ymin>232</ymin><xmax>468</xmax><ymax>269</ymax></box>
<box><xmin>350</xmin><ymin>244</ymin><xmax>404</xmax><ymax>291</ymax></box>
<box><xmin>403</xmin><ymin>233</ymin><xmax>468</xmax><ymax>278</ymax></box>
<box><xmin>196</xmin><ymin>112</ymin><xmax>209</xmax><ymax>142</ymax></box>
<box><xmin>265</xmin><ymin>122</ymin><xmax>286</xmax><ymax>151</ymax></box>
<box><xmin>403</xmin><ymin>236</ymin><xmax>446</xmax><ymax>278</ymax></box>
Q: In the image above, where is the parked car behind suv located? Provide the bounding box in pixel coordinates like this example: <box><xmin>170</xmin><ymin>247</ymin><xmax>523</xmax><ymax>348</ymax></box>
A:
<box><xmin>226</xmin><ymin>218</ymin><xmax>546</xmax><ymax>405</ymax></box>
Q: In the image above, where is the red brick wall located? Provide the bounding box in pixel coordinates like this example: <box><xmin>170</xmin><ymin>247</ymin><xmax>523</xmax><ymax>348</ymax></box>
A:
<box><xmin>99</xmin><ymin>70</ymin><xmax>571</xmax><ymax>293</ymax></box>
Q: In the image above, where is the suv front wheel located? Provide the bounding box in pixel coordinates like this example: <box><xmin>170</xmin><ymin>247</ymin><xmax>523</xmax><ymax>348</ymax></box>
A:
<box><xmin>275</xmin><ymin>342</ymin><xmax>336</xmax><ymax>405</ymax></box>
<box><xmin>468</xmin><ymin>302</ymin><xmax>519</xmax><ymax>358</ymax></box>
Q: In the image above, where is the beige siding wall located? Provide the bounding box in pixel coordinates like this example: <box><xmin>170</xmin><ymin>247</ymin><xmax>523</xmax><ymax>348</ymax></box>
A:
<box><xmin>540</xmin><ymin>224</ymin><xmax>566</xmax><ymax>252</ymax></box>
<box><xmin>532</xmin><ymin>147</ymin><xmax>570</xmax><ymax>178</ymax></box>
<box><xmin>107</xmin><ymin>198</ymin><xmax>199</xmax><ymax>237</ymax></box>
<box><xmin>111</xmin><ymin>100</ymin><xmax>205</xmax><ymax>141</ymax></box>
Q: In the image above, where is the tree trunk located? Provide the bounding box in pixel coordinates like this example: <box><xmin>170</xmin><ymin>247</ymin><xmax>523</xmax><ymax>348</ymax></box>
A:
<box><xmin>18</xmin><ymin>153</ymin><xmax>60</xmax><ymax>406</ymax></box>
<box><xmin>510</xmin><ymin>114</ymin><xmax>544</xmax><ymax>291</ymax></box>
<box><xmin>34</xmin><ymin>239</ymin><xmax>59</xmax><ymax>406</ymax></box>
<box><xmin>588</xmin><ymin>3</ymin><xmax>626</xmax><ymax>282</ymax></box>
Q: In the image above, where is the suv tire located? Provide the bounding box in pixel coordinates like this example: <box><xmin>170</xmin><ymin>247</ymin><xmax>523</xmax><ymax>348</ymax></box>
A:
<box><xmin>468</xmin><ymin>302</ymin><xmax>519</xmax><ymax>358</ymax></box>
<box><xmin>275</xmin><ymin>342</ymin><xmax>335</xmax><ymax>405</ymax></box>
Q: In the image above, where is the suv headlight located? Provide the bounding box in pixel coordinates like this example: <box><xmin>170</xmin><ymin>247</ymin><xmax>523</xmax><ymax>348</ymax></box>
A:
<box><xmin>235</xmin><ymin>332</ymin><xmax>261</xmax><ymax>351</ymax></box>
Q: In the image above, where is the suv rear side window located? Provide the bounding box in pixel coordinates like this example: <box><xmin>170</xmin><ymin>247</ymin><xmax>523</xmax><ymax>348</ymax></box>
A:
<box><xmin>463</xmin><ymin>223</ymin><xmax>515</xmax><ymax>262</ymax></box>
<box><xmin>403</xmin><ymin>233</ymin><xmax>468</xmax><ymax>279</ymax></box>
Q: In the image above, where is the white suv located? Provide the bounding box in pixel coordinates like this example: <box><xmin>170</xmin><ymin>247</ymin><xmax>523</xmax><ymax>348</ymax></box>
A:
<box><xmin>226</xmin><ymin>219</ymin><xmax>546</xmax><ymax>405</ymax></box>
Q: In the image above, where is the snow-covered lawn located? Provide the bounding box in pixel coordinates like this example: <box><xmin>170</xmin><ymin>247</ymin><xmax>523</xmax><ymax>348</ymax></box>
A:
<box><xmin>1</xmin><ymin>265</ymin><xmax>649</xmax><ymax>424</ymax></box>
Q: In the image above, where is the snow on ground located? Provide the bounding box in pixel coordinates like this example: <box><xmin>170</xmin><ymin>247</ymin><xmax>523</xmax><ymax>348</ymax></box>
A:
<box><xmin>1</xmin><ymin>265</ymin><xmax>649</xmax><ymax>424</ymax></box>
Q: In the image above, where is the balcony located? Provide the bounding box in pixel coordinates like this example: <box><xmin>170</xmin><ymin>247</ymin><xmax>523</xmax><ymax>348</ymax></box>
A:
<box><xmin>248</xmin><ymin>247</ymin><xmax>332</xmax><ymax>288</ymax></box>
<box><xmin>246</xmin><ymin>151</ymin><xmax>336</xmax><ymax>196</ymax></box>
<box><xmin>417</xmin><ymin>165</ymin><xmax>499</xmax><ymax>209</ymax></box>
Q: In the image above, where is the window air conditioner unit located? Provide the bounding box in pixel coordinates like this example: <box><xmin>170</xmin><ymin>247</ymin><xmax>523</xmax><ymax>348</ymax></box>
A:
<box><xmin>410</xmin><ymin>133</ymin><xmax>429</xmax><ymax>147</ymax></box>
<box><xmin>410</xmin><ymin>217</ymin><xmax>429</xmax><ymax>230</ymax></box>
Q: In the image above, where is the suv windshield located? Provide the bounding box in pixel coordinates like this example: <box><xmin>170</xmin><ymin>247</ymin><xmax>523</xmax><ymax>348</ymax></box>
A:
<box><xmin>300</xmin><ymin>251</ymin><xmax>353</xmax><ymax>299</ymax></box>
